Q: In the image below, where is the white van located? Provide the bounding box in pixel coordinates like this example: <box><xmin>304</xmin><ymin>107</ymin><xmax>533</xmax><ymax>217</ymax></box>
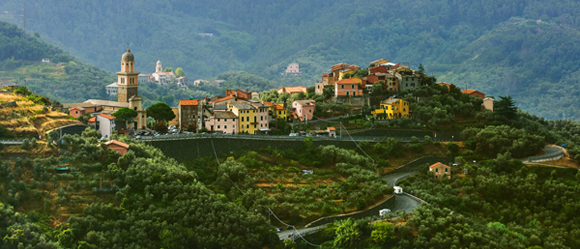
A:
<box><xmin>393</xmin><ymin>186</ymin><xmax>403</xmax><ymax>194</ymax></box>
<box><xmin>379</xmin><ymin>209</ymin><xmax>391</xmax><ymax>217</ymax></box>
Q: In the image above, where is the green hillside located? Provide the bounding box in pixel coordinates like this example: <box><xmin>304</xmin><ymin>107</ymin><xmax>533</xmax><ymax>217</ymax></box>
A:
<box><xmin>2</xmin><ymin>0</ymin><xmax>580</xmax><ymax>119</ymax></box>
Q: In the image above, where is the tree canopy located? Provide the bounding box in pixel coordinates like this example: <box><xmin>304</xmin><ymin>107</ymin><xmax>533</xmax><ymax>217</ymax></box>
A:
<box><xmin>146</xmin><ymin>102</ymin><xmax>176</xmax><ymax>122</ymax></box>
<box><xmin>112</xmin><ymin>107</ymin><xmax>138</xmax><ymax>122</ymax></box>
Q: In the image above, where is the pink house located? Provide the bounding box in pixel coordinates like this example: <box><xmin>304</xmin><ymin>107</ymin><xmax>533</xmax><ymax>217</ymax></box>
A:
<box><xmin>292</xmin><ymin>100</ymin><xmax>316</xmax><ymax>122</ymax></box>
<box><xmin>69</xmin><ymin>107</ymin><xmax>85</xmax><ymax>118</ymax></box>
<box><xmin>205</xmin><ymin>111</ymin><xmax>238</xmax><ymax>134</ymax></box>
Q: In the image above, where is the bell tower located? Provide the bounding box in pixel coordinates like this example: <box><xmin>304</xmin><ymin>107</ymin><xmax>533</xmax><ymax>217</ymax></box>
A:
<box><xmin>156</xmin><ymin>60</ymin><xmax>163</xmax><ymax>73</ymax></box>
<box><xmin>117</xmin><ymin>49</ymin><xmax>140</xmax><ymax>103</ymax></box>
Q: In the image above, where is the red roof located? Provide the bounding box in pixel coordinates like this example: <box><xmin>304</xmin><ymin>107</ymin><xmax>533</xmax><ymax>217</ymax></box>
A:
<box><xmin>98</xmin><ymin>113</ymin><xmax>116</xmax><ymax>120</ymax></box>
<box><xmin>389</xmin><ymin>63</ymin><xmax>401</xmax><ymax>70</ymax></box>
<box><xmin>275</xmin><ymin>104</ymin><xmax>284</xmax><ymax>110</ymax></box>
<box><xmin>209</xmin><ymin>96</ymin><xmax>235</xmax><ymax>104</ymax></box>
<box><xmin>429</xmin><ymin>162</ymin><xmax>449</xmax><ymax>168</ymax></box>
<box><xmin>179</xmin><ymin>99</ymin><xmax>198</xmax><ymax>105</ymax></box>
<box><xmin>462</xmin><ymin>89</ymin><xmax>483</xmax><ymax>95</ymax></box>
<box><xmin>336</xmin><ymin>79</ymin><xmax>359</xmax><ymax>84</ymax></box>
<box><xmin>328</xmin><ymin>127</ymin><xmax>336</xmax><ymax>131</ymax></box>
<box><xmin>370</xmin><ymin>66</ymin><xmax>388</xmax><ymax>74</ymax></box>
<box><xmin>88</xmin><ymin>116</ymin><xmax>96</xmax><ymax>124</ymax></box>
<box><xmin>331</xmin><ymin>63</ymin><xmax>350</xmax><ymax>72</ymax></box>
<box><xmin>322</xmin><ymin>73</ymin><xmax>330</xmax><ymax>77</ymax></box>
<box><xmin>263</xmin><ymin>101</ymin><xmax>276</xmax><ymax>107</ymax></box>
<box><xmin>104</xmin><ymin>139</ymin><xmax>130</xmax><ymax>149</ymax></box>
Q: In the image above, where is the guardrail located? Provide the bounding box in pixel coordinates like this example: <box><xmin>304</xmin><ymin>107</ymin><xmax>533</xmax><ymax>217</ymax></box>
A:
<box><xmin>136</xmin><ymin>133</ymin><xmax>457</xmax><ymax>143</ymax></box>
<box><xmin>526</xmin><ymin>147</ymin><xmax>565</xmax><ymax>163</ymax></box>
<box><xmin>0</xmin><ymin>140</ymin><xmax>24</xmax><ymax>145</ymax></box>
<box><xmin>404</xmin><ymin>192</ymin><xmax>428</xmax><ymax>204</ymax></box>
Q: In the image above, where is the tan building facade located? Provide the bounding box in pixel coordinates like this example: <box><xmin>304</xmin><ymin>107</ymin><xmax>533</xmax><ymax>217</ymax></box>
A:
<box><xmin>429</xmin><ymin>162</ymin><xmax>451</xmax><ymax>180</ymax></box>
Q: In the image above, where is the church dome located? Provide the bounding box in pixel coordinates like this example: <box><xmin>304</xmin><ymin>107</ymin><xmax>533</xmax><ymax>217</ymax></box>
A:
<box><xmin>122</xmin><ymin>49</ymin><xmax>134</xmax><ymax>62</ymax></box>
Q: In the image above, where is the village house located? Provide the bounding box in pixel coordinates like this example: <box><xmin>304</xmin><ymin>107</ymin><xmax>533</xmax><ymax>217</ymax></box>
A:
<box><xmin>437</xmin><ymin>82</ymin><xmax>452</xmax><ymax>91</ymax></box>
<box><xmin>327</xmin><ymin>127</ymin><xmax>337</xmax><ymax>137</ymax></box>
<box><xmin>462</xmin><ymin>89</ymin><xmax>485</xmax><ymax>99</ymax></box>
<box><xmin>176</xmin><ymin>77</ymin><xmax>189</xmax><ymax>90</ymax></box>
<box><xmin>334</xmin><ymin>79</ymin><xmax>363</xmax><ymax>97</ymax></box>
<box><xmin>104</xmin><ymin>140</ymin><xmax>130</xmax><ymax>156</ymax></box>
<box><xmin>209</xmin><ymin>96</ymin><xmax>235</xmax><ymax>106</ymax></box>
<box><xmin>429</xmin><ymin>162</ymin><xmax>451</xmax><ymax>180</ymax></box>
<box><xmin>0</xmin><ymin>80</ymin><xmax>17</xmax><ymax>89</ymax></box>
<box><xmin>482</xmin><ymin>97</ymin><xmax>494</xmax><ymax>112</ymax></box>
<box><xmin>372</xmin><ymin>97</ymin><xmax>410</xmax><ymax>120</ymax></box>
<box><xmin>292</xmin><ymin>100</ymin><xmax>316</xmax><ymax>122</ymax></box>
<box><xmin>95</xmin><ymin>113</ymin><xmax>116</xmax><ymax>139</ymax></box>
<box><xmin>106</xmin><ymin>83</ymin><xmax>118</xmax><ymax>95</ymax></box>
<box><xmin>178</xmin><ymin>99</ymin><xmax>198</xmax><ymax>131</ymax></box>
<box><xmin>228</xmin><ymin>101</ymin><xmax>258</xmax><ymax>134</ymax></box>
<box><xmin>62</xmin><ymin>102</ymin><xmax>103</xmax><ymax>114</ymax></box>
<box><xmin>205</xmin><ymin>111</ymin><xmax>238</xmax><ymax>134</ymax></box>
<box><xmin>369</xmin><ymin>58</ymin><xmax>389</xmax><ymax>67</ymax></box>
<box><xmin>68</xmin><ymin>107</ymin><xmax>85</xmax><ymax>118</ymax></box>
<box><xmin>285</xmin><ymin>62</ymin><xmax>301</xmax><ymax>74</ymax></box>
<box><xmin>277</xmin><ymin>86</ymin><xmax>307</xmax><ymax>95</ymax></box>
<box><xmin>249</xmin><ymin>101</ymin><xmax>270</xmax><ymax>132</ymax></box>
<box><xmin>226</xmin><ymin>89</ymin><xmax>252</xmax><ymax>99</ymax></box>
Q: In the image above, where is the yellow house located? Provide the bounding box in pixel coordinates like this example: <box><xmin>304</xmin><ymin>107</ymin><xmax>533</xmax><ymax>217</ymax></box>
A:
<box><xmin>228</xmin><ymin>101</ymin><xmax>259</xmax><ymax>134</ymax></box>
<box><xmin>370</xmin><ymin>58</ymin><xmax>389</xmax><ymax>67</ymax></box>
<box><xmin>372</xmin><ymin>97</ymin><xmax>410</xmax><ymax>120</ymax></box>
<box><xmin>275</xmin><ymin>104</ymin><xmax>288</xmax><ymax>119</ymax></box>
<box><xmin>338</xmin><ymin>69</ymin><xmax>356</xmax><ymax>80</ymax></box>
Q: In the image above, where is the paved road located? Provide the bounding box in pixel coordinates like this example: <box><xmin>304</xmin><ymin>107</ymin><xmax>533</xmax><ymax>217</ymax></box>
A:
<box><xmin>0</xmin><ymin>140</ymin><xmax>23</xmax><ymax>145</ymax></box>
<box><xmin>278</xmin><ymin>167</ymin><xmax>423</xmax><ymax>241</ymax></box>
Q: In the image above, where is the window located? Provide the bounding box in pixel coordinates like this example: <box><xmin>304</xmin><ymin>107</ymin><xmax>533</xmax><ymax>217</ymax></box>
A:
<box><xmin>260</xmin><ymin>116</ymin><xmax>263</xmax><ymax>121</ymax></box>
<box><xmin>254</xmin><ymin>110</ymin><xmax>256</xmax><ymax>113</ymax></box>
<box><xmin>436</xmin><ymin>168</ymin><xmax>439</xmax><ymax>172</ymax></box>
<box><xmin>403</xmin><ymin>108</ymin><xmax>406</xmax><ymax>112</ymax></box>
<box><xmin>217</xmin><ymin>118</ymin><xmax>220</xmax><ymax>122</ymax></box>
<box><xmin>225</xmin><ymin>125</ymin><xmax>227</xmax><ymax>129</ymax></box>
<box><xmin>241</xmin><ymin>117</ymin><xmax>244</xmax><ymax>122</ymax></box>
<box><xmin>406</xmin><ymin>83</ymin><xmax>408</xmax><ymax>87</ymax></box>
<box><xmin>224</xmin><ymin>119</ymin><xmax>227</xmax><ymax>122</ymax></box>
<box><xmin>445</xmin><ymin>168</ymin><xmax>448</xmax><ymax>172</ymax></box>
<box><xmin>254</xmin><ymin>116</ymin><xmax>257</xmax><ymax>122</ymax></box>
<box><xmin>351</xmin><ymin>84</ymin><xmax>354</xmax><ymax>89</ymax></box>
<box><xmin>353</xmin><ymin>92</ymin><xmax>356</xmax><ymax>97</ymax></box>
<box><xmin>299</xmin><ymin>109</ymin><xmax>302</xmax><ymax>113</ymax></box>
<box><xmin>218</xmin><ymin>125</ymin><xmax>220</xmax><ymax>129</ymax></box>
<box><xmin>247</xmin><ymin>125</ymin><xmax>249</xmax><ymax>128</ymax></box>
<box><xmin>211</xmin><ymin>125</ymin><xmax>214</xmax><ymax>131</ymax></box>
<box><xmin>309</xmin><ymin>109</ymin><xmax>312</xmax><ymax>113</ymax></box>
<box><xmin>233</xmin><ymin>125</ymin><xmax>235</xmax><ymax>128</ymax></box>
<box><xmin>260</xmin><ymin>124</ymin><xmax>262</xmax><ymax>127</ymax></box>
<box><xmin>341</xmin><ymin>84</ymin><xmax>344</xmax><ymax>89</ymax></box>
<box><xmin>75</xmin><ymin>111</ymin><xmax>78</xmax><ymax>114</ymax></box>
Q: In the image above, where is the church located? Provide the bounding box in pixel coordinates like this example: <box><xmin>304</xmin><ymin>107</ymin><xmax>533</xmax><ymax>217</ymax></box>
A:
<box><xmin>62</xmin><ymin>49</ymin><xmax>147</xmax><ymax>130</ymax></box>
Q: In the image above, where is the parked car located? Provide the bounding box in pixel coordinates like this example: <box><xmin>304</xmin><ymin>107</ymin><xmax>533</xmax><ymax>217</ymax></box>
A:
<box><xmin>289</xmin><ymin>133</ymin><xmax>298</xmax><ymax>137</ymax></box>
<box><xmin>276</xmin><ymin>227</ymin><xmax>284</xmax><ymax>233</ymax></box>
<box><xmin>302</xmin><ymin>170</ymin><xmax>314</xmax><ymax>175</ymax></box>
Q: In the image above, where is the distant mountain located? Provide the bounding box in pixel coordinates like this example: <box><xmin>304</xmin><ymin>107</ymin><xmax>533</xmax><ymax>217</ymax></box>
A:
<box><xmin>2</xmin><ymin>0</ymin><xmax>580</xmax><ymax>119</ymax></box>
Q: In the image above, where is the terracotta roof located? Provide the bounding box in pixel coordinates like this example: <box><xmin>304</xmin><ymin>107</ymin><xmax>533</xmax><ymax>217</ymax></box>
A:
<box><xmin>98</xmin><ymin>113</ymin><xmax>116</xmax><ymax>120</ymax></box>
<box><xmin>336</xmin><ymin>79</ymin><xmax>359</xmax><ymax>84</ymax></box>
<box><xmin>331</xmin><ymin>63</ymin><xmax>350</xmax><ymax>72</ymax></box>
<box><xmin>275</xmin><ymin>104</ymin><xmax>284</xmax><ymax>110</ymax></box>
<box><xmin>462</xmin><ymin>89</ymin><xmax>484</xmax><ymax>95</ymax></box>
<box><xmin>389</xmin><ymin>63</ymin><xmax>401</xmax><ymax>70</ymax></box>
<box><xmin>104</xmin><ymin>140</ymin><xmax>130</xmax><ymax>149</ymax></box>
<box><xmin>69</xmin><ymin>107</ymin><xmax>85</xmax><ymax>111</ymax></box>
<box><xmin>429</xmin><ymin>162</ymin><xmax>449</xmax><ymax>168</ymax></box>
<box><xmin>88</xmin><ymin>116</ymin><xmax>96</xmax><ymax>124</ymax></box>
<box><xmin>322</xmin><ymin>73</ymin><xmax>330</xmax><ymax>77</ymax></box>
<box><xmin>209</xmin><ymin>96</ymin><xmax>235</xmax><ymax>104</ymax></box>
<box><xmin>179</xmin><ymin>99</ymin><xmax>198</xmax><ymax>105</ymax></box>
<box><xmin>328</xmin><ymin>127</ymin><xmax>336</xmax><ymax>131</ymax></box>
<box><xmin>62</xmin><ymin>102</ymin><xmax>97</xmax><ymax>108</ymax></box>
<box><xmin>278</xmin><ymin>86</ymin><xmax>307</xmax><ymax>94</ymax></box>
<box><xmin>263</xmin><ymin>101</ymin><xmax>276</xmax><ymax>107</ymax></box>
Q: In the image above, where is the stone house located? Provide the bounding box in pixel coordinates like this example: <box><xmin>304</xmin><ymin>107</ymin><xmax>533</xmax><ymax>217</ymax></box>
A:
<box><xmin>178</xmin><ymin>99</ymin><xmax>199</xmax><ymax>131</ymax></box>
<box><xmin>462</xmin><ymin>89</ymin><xmax>485</xmax><ymax>99</ymax></box>
<box><xmin>205</xmin><ymin>111</ymin><xmax>238</xmax><ymax>134</ymax></box>
<box><xmin>429</xmin><ymin>162</ymin><xmax>451</xmax><ymax>180</ymax></box>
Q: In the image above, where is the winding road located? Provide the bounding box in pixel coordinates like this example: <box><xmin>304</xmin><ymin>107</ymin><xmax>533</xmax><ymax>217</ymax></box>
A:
<box><xmin>278</xmin><ymin>167</ymin><xmax>424</xmax><ymax>241</ymax></box>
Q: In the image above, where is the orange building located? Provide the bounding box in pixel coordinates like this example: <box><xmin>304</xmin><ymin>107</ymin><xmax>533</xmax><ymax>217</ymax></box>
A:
<box><xmin>334</xmin><ymin>79</ymin><xmax>363</xmax><ymax>97</ymax></box>
<box><xmin>104</xmin><ymin>140</ymin><xmax>130</xmax><ymax>156</ymax></box>
<box><xmin>462</xmin><ymin>89</ymin><xmax>485</xmax><ymax>99</ymax></box>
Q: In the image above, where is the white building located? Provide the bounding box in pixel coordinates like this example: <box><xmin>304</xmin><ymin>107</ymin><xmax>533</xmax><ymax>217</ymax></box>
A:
<box><xmin>106</xmin><ymin>83</ymin><xmax>118</xmax><ymax>95</ymax></box>
<box><xmin>151</xmin><ymin>60</ymin><xmax>175</xmax><ymax>84</ymax></box>
<box><xmin>96</xmin><ymin>113</ymin><xmax>116</xmax><ymax>139</ymax></box>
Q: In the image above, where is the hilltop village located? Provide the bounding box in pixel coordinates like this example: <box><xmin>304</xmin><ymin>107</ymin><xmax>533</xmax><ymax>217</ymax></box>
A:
<box><xmin>52</xmin><ymin>51</ymin><xmax>497</xmax><ymax>138</ymax></box>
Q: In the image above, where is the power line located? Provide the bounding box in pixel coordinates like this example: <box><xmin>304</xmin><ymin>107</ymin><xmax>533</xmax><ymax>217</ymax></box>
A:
<box><xmin>210</xmin><ymin>140</ymin><xmax>321</xmax><ymax>247</ymax></box>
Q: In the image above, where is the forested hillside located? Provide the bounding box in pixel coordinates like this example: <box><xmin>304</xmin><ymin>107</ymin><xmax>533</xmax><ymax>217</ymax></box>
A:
<box><xmin>2</xmin><ymin>0</ymin><xmax>580</xmax><ymax>119</ymax></box>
